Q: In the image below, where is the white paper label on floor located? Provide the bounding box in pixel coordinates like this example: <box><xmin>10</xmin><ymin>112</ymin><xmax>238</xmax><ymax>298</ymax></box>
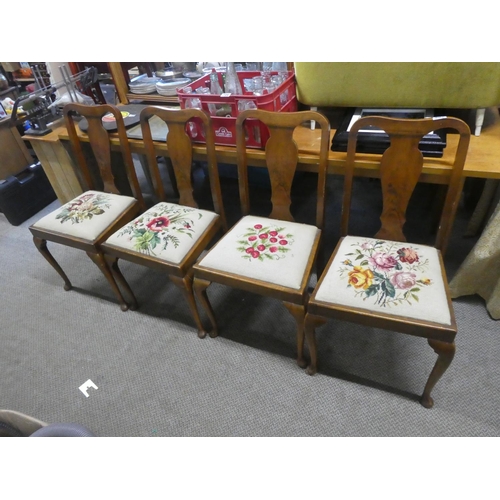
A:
<box><xmin>79</xmin><ymin>379</ymin><xmax>98</xmax><ymax>398</ymax></box>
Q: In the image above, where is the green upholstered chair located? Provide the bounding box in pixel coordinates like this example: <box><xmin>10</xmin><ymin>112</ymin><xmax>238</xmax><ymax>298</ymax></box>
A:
<box><xmin>294</xmin><ymin>62</ymin><xmax>500</xmax><ymax>135</ymax></box>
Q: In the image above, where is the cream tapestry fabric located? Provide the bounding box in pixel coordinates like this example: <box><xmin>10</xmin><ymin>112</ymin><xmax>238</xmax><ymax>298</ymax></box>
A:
<box><xmin>449</xmin><ymin>200</ymin><xmax>500</xmax><ymax>320</ymax></box>
<box><xmin>314</xmin><ymin>235</ymin><xmax>452</xmax><ymax>325</ymax></box>
<box><xmin>197</xmin><ymin>215</ymin><xmax>320</xmax><ymax>290</ymax></box>
<box><xmin>32</xmin><ymin>191</ymin><xmax>136</xmax><ymax>241</ymax></box>
<box><xmin>104</xmin><ymin>202</ymin><xmax>218</xmax><ymax>265</ymax></box>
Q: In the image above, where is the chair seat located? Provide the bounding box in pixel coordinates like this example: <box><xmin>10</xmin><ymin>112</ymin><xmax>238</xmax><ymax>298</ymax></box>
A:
<box><xmin>32</xmin><ymin>190</ymin><xmax>137</xmax><ymax>241</ymax></box>
<box><xmin>314</xmin><ymin>235</ymin><xmax>452</xmax><ymax>325</ymax></box>
<box><xmin>103</xmin><ymin>202</ymin><xmax>219</xmax><ymax>265</ymax></box>
<box><xmin>197</xmin><ymin>215</ymin><xmax>320</xmax><ymax>290</ymax></box>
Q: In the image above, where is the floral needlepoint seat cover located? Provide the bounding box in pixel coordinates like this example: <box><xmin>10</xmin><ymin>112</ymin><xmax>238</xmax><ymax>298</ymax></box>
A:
<box><xmin>197</xmin><ymin>215</ymin><xmax>320</xmax><ymax>290</ymax></box>
<box><xmin>104</xmin><ymin>202</ymin><xmax>219</xmax><ymax>265</ymax></box>
<box><xmin>314</xmin><ymin>235</ymin><xmax>451</xmax><ymax>325</ymax></box>
<box><xmin>32</xmin><ymin>191</ymin><xmax>137</xmax><ymax>241</ymax></box>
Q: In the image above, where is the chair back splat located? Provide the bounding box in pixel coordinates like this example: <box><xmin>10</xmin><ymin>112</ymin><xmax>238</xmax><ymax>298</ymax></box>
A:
<box><xmin>140</xmin><ymin>106</ymin><xmax>227</xmax><ymax>231</ymax></box>
<box><xmin>342</xmin><ymin>116</ymin><xmax>470</xmax><ymax>254</ymax></box>
<box><xmin>235</xmin><ymin>109</ymin><xmax>330</xmax><ymax>229</ymax></box>
<box><xmin>64</xmin><ymin>103</ymin><xmax>145</xmax><ymax>211</ymax></box>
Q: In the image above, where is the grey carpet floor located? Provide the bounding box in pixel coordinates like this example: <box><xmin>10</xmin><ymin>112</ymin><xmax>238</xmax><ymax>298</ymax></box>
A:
<box><xmin>1</xmin><ymin>166</ymin><xmax>499</xmax><ymax>437</ymax></box>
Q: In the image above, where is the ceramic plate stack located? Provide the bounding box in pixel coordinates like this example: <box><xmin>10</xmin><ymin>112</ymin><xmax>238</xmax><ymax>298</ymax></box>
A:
<box><xmin>156</xmin><ymin>78</ymin><xmax>191</xmax><ymax>96</ymax></box>
<box><xmin>129</xmin><ymin>77</ymin><xmax>160</xmax><ymax>94</ymax></box>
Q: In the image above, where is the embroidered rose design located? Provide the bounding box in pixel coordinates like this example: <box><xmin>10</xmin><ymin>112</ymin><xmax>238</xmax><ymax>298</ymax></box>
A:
<box><xmin>369</xmin><ymin>252</ymin><xmax>398</xmax><ymax>271</ymax></box>
<box><xmin>339</xmin><ymin>240</ymin><xmax>432</xmax><ymax>307</ymax></box>
<box><xmin>390</xmin><ymin>271</ymin><xmax>417</xmax><ymax>289</ymax></box>
<box><xmin>397</xmin><ymin>247</ymin><xmax>419</xmax><ymax>264</ymax></box>
<box><xmin>116</xmin><ymin>204</ymin><xmax>202</xmax><ymax>256</ymax></box>
<box><xmin>237</xmin><ymin>223</ymin><xmax>293</xmax><ymax>261</ymax></box>
<box><xmin>56</xmin><ymin>193</ymin><xmax>112</xmax><ymax>225</ymax></box>
<box><xmin>348</xmin><ymin>266</ymin><xmax>374</xmax><ymax>289</ymax></box>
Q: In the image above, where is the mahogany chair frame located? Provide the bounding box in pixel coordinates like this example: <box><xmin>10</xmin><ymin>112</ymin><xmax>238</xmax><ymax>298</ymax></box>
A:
<box><xmin>193</xmin><ymin>109</ymin><xmax>330</xmax><ymax>366</ymax></box>
<box><xmin>29</xmin><ymin>103</ymin><xmax>146</xmax><ymax>311</ymax></box>
<box><xmin>304</xmin><ymin>116</ymin><xmax>471</xmax><ymax>408</ymax></box>
<box><xmin>100</xmin><ymin>106</ymin><xmax>227</xmax><ymax>337</ymax></box>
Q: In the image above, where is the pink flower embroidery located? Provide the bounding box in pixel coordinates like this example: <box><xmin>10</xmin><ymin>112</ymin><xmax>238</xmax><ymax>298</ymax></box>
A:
<box><xmin>390</xmin><ymin>271</ymin><xmax>417</xmax><ymax>289</ymax></box>
<box><xmin>147</xmin><ymin>216</ymin><xmax>170</xmax><ymax>232</ymax></box>
<box><xmin>279</xmin><ymin>239</ymin><xmax>288</xmax><ymax>245</ymax></box>
<box><xmin>269</xmin><ymin>246</ymin><xmax>278</xmax><ymax>253</ymax></box>
<box><xmin>369</xmin><ymin>252</ymin><xmax>398</xmax><ymax>271</ymax></box>
<box><xmin>248</xmin><ymin>235</ymin><xmax>257</xmax><ymax>241</ymax></box>
<box><xmin>254</xmin><ymin>224</ymin><xmax>262</xmax><ymax>230</ymax></box>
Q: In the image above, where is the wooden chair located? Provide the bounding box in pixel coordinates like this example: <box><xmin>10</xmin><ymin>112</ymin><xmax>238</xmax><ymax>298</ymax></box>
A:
<box><xmin>192</xmin><ymin>109</ymin><xmax>330</xmax><ymax>366</ymax></box>
<box><xmin>304</xmin><ymin>116</ymin><xmax>471</xmax><ymax>408</ymax></box>
<box><xmin>29</xmin><ymin>103</ymin><xmax>146</xmax><ymax>311</ymax></box>
<box><xmin>100</xmin><ymin>106</ymin><xmax>227</xmax><ymax>338</ymax></box>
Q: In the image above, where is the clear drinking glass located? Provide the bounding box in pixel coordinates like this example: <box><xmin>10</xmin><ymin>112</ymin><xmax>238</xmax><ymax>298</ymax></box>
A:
<box><xmin>252</xmin><ymin>76</ymin><xmax>263</xmax><ymax>95</ymax></box>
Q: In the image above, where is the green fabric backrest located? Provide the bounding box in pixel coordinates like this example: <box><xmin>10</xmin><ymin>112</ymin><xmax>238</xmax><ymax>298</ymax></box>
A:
<box><xmin>293</xmin><ymin>62</ymin><xmax>500</xmax><ymax>108</ymax></box>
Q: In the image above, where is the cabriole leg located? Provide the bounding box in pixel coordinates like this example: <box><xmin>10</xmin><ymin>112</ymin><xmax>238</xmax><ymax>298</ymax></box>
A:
<box><xmin>104</xmin><ymin>255</ymin><xmax>138</xmax><ymax>311</ymax></box>
<box><xmin>33</xmin><ymin>236</ymin><xmax>72</xmax><ymax>291</ymax></box>
<box><xmin>170</xmin><ymin>275</ymin><xmax>207</xmax><ymax>339</ymax></box>
<box><xmin>86</xmin><ymin>251</ymin><xmax>130</xmax><ymax>312</ymax></box>
<box><xmin>304</xmin><ymin>313</ymin><xmax>327</xmax><ymax>375</ymax></box>
<box><xmin>193</xmin><ymin>277</ymin><xmax>218</xmax><ymax>338</ymax></box>
<box><xmin>420</xmin><ymin>339</ymin><xmax>456</xmax><ymax>409</ymax></box>
<box><xmin>283</xmin><ymin>302</ymin><xmax>307</xmax><ymax>369</ymax></box>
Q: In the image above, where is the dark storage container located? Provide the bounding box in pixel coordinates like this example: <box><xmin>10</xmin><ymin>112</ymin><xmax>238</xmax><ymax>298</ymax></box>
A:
<box><xmin>0</xmin><ymin>162</ymin><xmax>56</xmax><ymax>226</ymax></box>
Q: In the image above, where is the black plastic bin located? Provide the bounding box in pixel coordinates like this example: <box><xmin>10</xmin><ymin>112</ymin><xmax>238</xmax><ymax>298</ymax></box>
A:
<box><xmin>0</xmin><ymin>162</ymin><xmax>56</xmax><ymax>226</ymax></box>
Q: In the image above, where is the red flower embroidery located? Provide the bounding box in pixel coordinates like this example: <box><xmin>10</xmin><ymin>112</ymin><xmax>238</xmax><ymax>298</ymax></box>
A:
<box><xmin>147</xmin><ymin>216</ymin><xmax>170</xmax><ymax>232</ymax></box>
<box><xmin>239</xmin><ymin>223</ymin><xmax>293</xmax><ymax>261</ymax></box>
<box><xmin>397</xmin><ymin>247</ymin><xmax>419</xmax><ymax>264</ymax></box>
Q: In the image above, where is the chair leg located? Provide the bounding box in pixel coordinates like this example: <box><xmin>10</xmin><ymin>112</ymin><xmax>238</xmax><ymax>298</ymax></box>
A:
<box><xmin>33</xmin><ymin>236</ymin><xmax>72</xmax><ymax>291</ymax></box>
<box><xmin>304</xmin><ymin>313</ymin><xmax>327</xmax><ymax>375</ymax></box>
<box><xmin>86</xmin><ymin>251</ymin><xmax>130</xmax><ymax>312</ymax></box>
<box><xmin>193</xmin><ymin>277</ymin><xmax>218</xmax><ymax>338</ymax></box>
<box><xmin>420</xmin><ymin>339</ymin><xmax>456</xmax><ymax>409</ymax></box>
<box><xmin>283</xmin><ymin>302</ymin><xmax>308</xmax><ymax>369</ymax></box>
<box><xmin>103</xmin><ymin>255</ymin><xmax>139</xmax><ymax>311</ymax></box>
<box><xmin>169</xmin><ymin>275</ymin><xmax>209</xmax><ymax>339</ymax></box>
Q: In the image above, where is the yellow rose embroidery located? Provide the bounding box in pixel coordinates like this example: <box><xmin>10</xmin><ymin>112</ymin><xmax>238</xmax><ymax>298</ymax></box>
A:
<box><xmin>348</xmin><ymin>266</ymin><xmax>374</xmax><ymax>290</ymax></box>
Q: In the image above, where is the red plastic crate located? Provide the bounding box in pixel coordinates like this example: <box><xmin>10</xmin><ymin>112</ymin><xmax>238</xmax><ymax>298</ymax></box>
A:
<box><xmin>177</xmin><ymin>70</ymin><xmax>297</xmax><ymax>148</ymax></box>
